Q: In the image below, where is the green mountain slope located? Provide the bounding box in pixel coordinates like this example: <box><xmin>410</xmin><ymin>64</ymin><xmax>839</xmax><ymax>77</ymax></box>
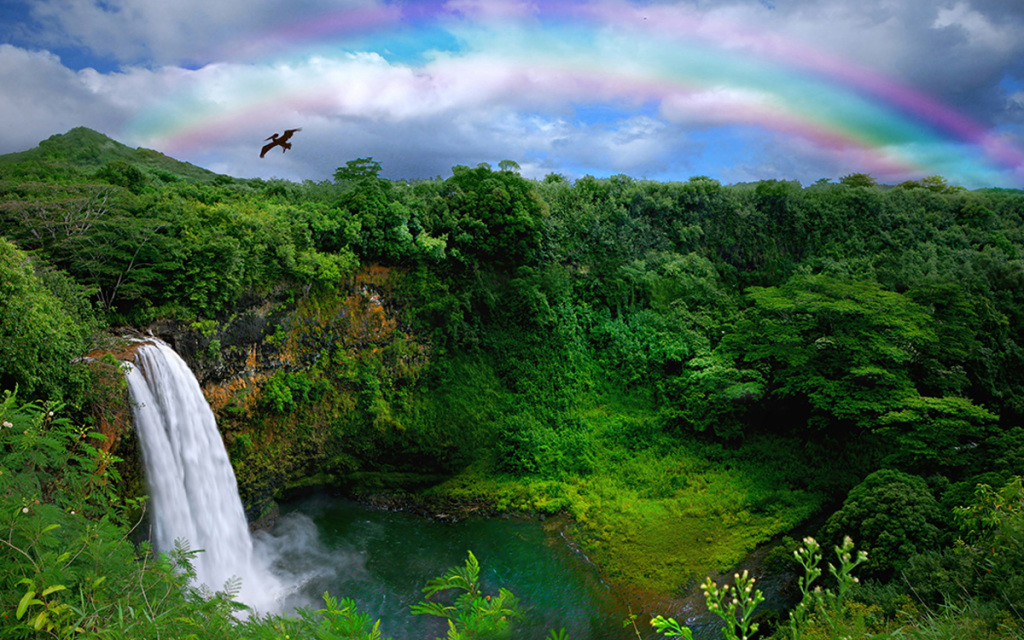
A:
<box><xmin>0</xmin><ymin>126</ymin><xmax>225</xmax><ymax>183</ymax></box>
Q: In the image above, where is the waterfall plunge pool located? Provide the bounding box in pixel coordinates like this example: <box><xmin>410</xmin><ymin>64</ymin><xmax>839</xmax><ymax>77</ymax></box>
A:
<box><xmin>255</xmin><ymin>492</ymin><xmax>638</xmax><ymax>640</ymax></box>
<box><xmin>126</xmin><ymin>340</ymin><xmax>642</xmax><ymax>638</ymax></box>
<box><xmin>125</xmin><ymin>339</ymin><xmax>736</xmax><ymax>640</ymax></box>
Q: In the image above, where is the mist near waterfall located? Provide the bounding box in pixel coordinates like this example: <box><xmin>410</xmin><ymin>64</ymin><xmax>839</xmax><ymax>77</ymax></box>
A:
<box><xmin>250</xmin><ymin>510</ymin><xmax>367</xmax><ymax>614</ymax></box>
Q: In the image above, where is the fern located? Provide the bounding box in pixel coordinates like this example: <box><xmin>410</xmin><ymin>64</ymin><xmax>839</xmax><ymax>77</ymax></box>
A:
<box><xmin>413</xmin><ymin>551</ymin><xmax>522</xmax><ymax>640</ymax></box>
<box><xmin>221</xmin><ymin>575</ymin><xmax>243</xmax><ymax>599</ymax></box>
<box><xmin>421</xmin><ymin>550</ymin><xmax>481</xmax><ymax>599</ymax></box>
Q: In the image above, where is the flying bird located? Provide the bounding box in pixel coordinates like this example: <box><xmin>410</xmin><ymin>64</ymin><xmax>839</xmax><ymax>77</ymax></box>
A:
<box><xmin>260</xmin><ymin>128</ymin><xmax>302</xmax><ymax>158</ymax></box>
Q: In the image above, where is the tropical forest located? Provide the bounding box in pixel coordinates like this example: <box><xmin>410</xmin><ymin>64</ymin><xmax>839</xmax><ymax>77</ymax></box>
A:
<box><xmin>2</xmin><ymin>126</ymin><xmax>1024</xmax><ymax>639</ymax></box>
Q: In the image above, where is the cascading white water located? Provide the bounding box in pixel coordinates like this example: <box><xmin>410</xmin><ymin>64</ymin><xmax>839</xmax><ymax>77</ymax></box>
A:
<box><xmin>125</xmin><ymin>339</ymin><xmax>281</xmax><ymax>612</ymax></box>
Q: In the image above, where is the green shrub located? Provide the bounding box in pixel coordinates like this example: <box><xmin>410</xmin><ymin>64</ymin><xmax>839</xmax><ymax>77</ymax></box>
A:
<box><xmin>0</xmin><ymin>393</ymin><xmax>242</xmax><ymax>639</ymax></box>
<box><xmin>823</xmin><ymin>469</ymin><xmax>943</xmax><ymax>578</ymax></box>
<box><xmin>495</xmin><ymin>411</ymin><xmax>595</xmax><ymax>478</ymax></box>
<box><xmin>0</xmin><ymin>239</ymin><xmax>92</xmax><ymax>401</ymax></box>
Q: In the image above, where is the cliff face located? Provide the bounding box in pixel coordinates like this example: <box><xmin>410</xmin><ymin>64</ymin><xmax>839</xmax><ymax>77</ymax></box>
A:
<box><xmin>86</xmin><ymin>299</ymin><xmax>286</xmax><ymax>439</ymax></box>
<box><xmin>79</xmin><ymin>300</ymin><xmax>289</xmax><ymax>518</ymax></box>
<box><xmin>81</xmin><ymin>353</ymin><xmax>134</xmax><ymax>469</ymax></box>
<box><xmin>98</xmin><ymin>266</ymin><xmax>427</xmax><ymax>520</ymax></box>
<box><xmin>146</xmin><ymin>302</ymin><xmax>286</xmax><ymax>390</ymax></box>
<box><xmin>76</xmin><ymin>342</ymin><xmax>147</xmax><ymax>514</ymax></box>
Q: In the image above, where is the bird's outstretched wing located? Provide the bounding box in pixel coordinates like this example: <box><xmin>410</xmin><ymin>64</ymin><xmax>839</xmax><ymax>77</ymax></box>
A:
<box><xmin>260</xmin><ymin>129</ymin><xmax>301</xmax><ymax>157</ymax></box>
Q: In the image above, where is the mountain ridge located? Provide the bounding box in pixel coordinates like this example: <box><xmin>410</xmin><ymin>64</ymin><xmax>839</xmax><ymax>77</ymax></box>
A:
<box><xmin>0</xmin><ymin>127</ymin><xmax>227</xmax><ymax>183</ymax></box>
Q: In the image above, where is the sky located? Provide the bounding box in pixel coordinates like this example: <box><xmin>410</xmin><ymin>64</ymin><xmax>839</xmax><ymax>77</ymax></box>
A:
<box><xmin>2</xmin><ymin>0</ymin><xmax>1023</xmax><ymax>188</ymax></box>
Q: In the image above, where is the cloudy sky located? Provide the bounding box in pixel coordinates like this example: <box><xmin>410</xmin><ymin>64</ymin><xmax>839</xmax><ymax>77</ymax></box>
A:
<box><xmin>2</xmin><ymin>0</ymin><xmax>1023</xmax><ymax>187</ymax></box>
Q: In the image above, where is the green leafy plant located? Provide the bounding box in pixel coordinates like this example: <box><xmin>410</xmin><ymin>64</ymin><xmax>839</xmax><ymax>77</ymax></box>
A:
<box><xmin>822</xmin><ymin>469</ymin><xmax>942</xmax><ymax>577</ymax></box>
<box><xmin>411</xmin><ymin>551</ymin><xmax>521</xmax><ymax>639</ymax></box>
<box><xmin>295</xmin><ymin>592</ymin><xmax>389</xmax><ymax>640</ymax></box>
<box><xmin>650</xmin><ymin>537</ymin><xmax>868</xmax><ymax>640</ymax></box>
<box><xmin>649</xmin><ymin>615</ymin><xmax>693</xmax><ymax>639</ymax></box>
<box><xmin>700</xmin><ymin>570</ymin><xmax>765</xmax><ymax>640</ymax></box>
<box><xmin>784</xmin><ymin>536</ymin><xmax>868</xmax><ymax>640</ymax></box>
<box><xmin>15</xmin><ymin>578</ymin><xmax>75</xmax><ymax>636</ymax></box>
<box><xmin>650</xmin><ymin>570</ymin><xmax>763</xmax><ymax>640</ymax></box>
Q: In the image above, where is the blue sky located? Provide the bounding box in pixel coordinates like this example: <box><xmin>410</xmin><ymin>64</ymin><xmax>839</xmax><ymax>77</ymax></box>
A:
<box><xmin>1</xmin><ymin>0</ymin><xmax>1022</xmax><ymax>188</ymax></box>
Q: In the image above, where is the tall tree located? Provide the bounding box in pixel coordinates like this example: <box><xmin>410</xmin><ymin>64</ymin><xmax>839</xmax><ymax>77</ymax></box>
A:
<box><xmin>723</xmin><ymin>274</ymin><xmax>931</xmax><ymax>433</ymax></box>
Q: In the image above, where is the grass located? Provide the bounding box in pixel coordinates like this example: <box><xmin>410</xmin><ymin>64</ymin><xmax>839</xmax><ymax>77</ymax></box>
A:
<box><xmin>427</xmin><ymin>391</ymin><xmax>824</xmax><ymax>595</ymax></box>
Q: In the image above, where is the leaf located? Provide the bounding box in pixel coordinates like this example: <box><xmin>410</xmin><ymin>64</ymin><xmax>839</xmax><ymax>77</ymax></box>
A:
<box><xmin>42</xmin><ymin>584</ymin><xmax>67</xmax><ymax>597</ymax></box>
<box><xmin>32</xmin><ymin>611</ymin><xmax>49</xmax><ymax>630</ymax></box>
<box><xmin>16</xmin><ymin>590</ymin><xmax>36</xmax><ymax>619</ymax></box>
<box><xmin>445</xmin><ymin>619</ymin><xmax>462</xmax><ymax>640</ymax></box>
<box><xmin>411</xmin><ymin>600</ymin><xmax>451</xmax><ymax>618</ymax></box>
<box><xmin>221</xmin><ymin>575</ymin><xmax>242</xmax><ymax>598</ymax></box>
<box><xmin>650</xmin><ymin>616</ymin><xmax>694</xmax><ymax>639</ymax></box>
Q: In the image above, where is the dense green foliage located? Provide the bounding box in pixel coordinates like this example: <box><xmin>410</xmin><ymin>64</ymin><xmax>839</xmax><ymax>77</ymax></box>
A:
<box><xmin>0</xmin><ymin>239</ymin><xmax>93</xmax><ymax>400</ymax></box>
<box><xmin>3</xmin><ymin>129</ymin><xmax>1024</xmax><ymax>637</ymax></box>
<box><xmin>822</xmin><ymin>469</ymin><xmax>942</xmax><ymax>578</ymax></box>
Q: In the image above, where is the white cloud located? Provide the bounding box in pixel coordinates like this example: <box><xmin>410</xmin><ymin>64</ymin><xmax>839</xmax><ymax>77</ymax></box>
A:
<box><xmin>933</xmin><ymin>2</ymin><xmax>1016</xmax><ymax>52</ymax></box>
<box><xmin>688</xmin><ymin>0</ymin><xmax>1024</xmax><ymax>116</ymax></box>
<box><xmin>103</xmin><ymin>44</ymin><xmax>698</xmax><ymax>179</ymax></box>
<box><xmin>659</xmin><ymin>87</ymin><xmax>784</xmax><ymax>126</ymax></box>
<box><xmin>0</xmin><ymin>44</ymin><xmax>130</xmax><ymax>151</ymax></box>
<box><xmin>1011</xmin><ymin>91</ymin><xmax>1024</xmax><ymax>111</ymax></box>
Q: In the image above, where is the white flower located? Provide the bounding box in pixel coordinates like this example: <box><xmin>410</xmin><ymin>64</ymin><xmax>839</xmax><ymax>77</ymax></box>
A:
<box><xmin>21</xmin><ymin>507</ymin><xmax>29</xmax><ymax>514</ymax></box>
<box><xmin>2</xmin><ymin>420</ymin><xmax>11</xmax><ymax>428</ymax></box>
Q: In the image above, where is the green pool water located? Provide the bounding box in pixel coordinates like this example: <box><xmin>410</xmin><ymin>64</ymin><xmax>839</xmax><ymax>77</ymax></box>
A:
<box><xmin>257</xmin><ymin>492</ymin><xmax>637</xmax><ymax>639</ymax></box>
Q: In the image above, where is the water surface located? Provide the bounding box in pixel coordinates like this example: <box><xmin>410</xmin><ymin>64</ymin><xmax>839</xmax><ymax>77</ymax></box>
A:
<box><xmin>256</xmin><ymin>493</ymin><xmax>637</xmax><ymax>639</ymax></box>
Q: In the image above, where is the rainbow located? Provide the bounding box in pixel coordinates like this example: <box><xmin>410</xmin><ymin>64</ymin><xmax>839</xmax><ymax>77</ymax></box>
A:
<box><xmin>127</xmin><ymin>0</ymin><xmax>1024</xmax><ymax>186</ymax></box>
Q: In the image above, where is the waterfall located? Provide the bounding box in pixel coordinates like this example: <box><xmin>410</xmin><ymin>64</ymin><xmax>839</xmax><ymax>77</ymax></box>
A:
<box><xmin>125</xmin><ymin>339</ymin><xmax>280</xmax><ymax>612</ymax></box>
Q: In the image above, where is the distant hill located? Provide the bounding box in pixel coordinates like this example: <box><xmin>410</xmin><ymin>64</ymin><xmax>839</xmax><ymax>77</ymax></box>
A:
<box><xmin>0</xmin><ymin>127</ymin><xmax>227</xmax><ymax>183</ymax></box>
